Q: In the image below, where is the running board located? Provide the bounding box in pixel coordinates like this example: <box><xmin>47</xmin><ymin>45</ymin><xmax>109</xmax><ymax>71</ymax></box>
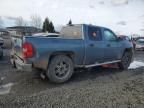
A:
<box><xmin>77</xmin><ymin>60</ymin><xmax>121</xmax><ymax>68</ymax></box>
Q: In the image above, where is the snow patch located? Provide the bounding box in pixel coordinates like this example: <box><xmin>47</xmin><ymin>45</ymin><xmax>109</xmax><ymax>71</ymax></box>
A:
<box><xmin>0</xmin><ymin>83</ymin><xmax>14</xmax><ymax>95</ymax></box>
<box><xmin>128</xmin><ymin>61</ymin><xmax>144</xmax><ymax>69</ymax></box>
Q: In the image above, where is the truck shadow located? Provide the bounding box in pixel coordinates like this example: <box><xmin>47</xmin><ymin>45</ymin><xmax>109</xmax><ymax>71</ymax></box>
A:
<box><xmin>28</xmin><ymin>67</ymin><xmax>121</xmax><ymax>84</ymax></box>
<box><xmin>69</xmin><ymin>66</ymin><xmax>144</xmax><ymax>83</ymax></box>
<box><xmin>39</xmin><ymin>66</ymin><xmax>123</xmax><ymax>87</ymax></box>
<box><xmin>69</xmin><ymin>67</ymin><xmax>122</xmax><ymax>82</ymax></box>
<box><xmin>22</xmin><ymin>66</ymin><xmax>122</xmax><ymax>93</ymax></box>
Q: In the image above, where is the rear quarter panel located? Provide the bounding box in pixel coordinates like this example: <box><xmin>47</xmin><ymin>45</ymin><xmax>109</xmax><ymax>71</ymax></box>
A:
<box><xmin>24</xmin><ymin>37</ymin><xmax>85</xmax><ymax>70</ymax></box>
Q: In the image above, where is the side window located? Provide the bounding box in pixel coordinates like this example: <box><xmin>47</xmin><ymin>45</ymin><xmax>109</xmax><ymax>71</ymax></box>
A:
<box><xmin>88</xmin><ymin>27</ymin><xmax>102</xmax><ymax>41</ymax></box>
<box><xmin>103</xmin><ymin>29</ymin><xmax>117</xmax><ymax>41</ymax></box>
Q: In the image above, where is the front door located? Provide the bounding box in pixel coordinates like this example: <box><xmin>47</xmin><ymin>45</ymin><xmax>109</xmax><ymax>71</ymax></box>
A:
<box><xmin>102</xmin><ymin>28</ymin><xmax>122</xmax><ymax>61</ymax></box>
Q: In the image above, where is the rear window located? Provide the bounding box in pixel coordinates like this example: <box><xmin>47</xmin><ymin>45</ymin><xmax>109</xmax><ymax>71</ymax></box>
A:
<box><xmin>88</xmin><ymin>26</ymin><xmax>102</xmax><ymax>41</ymax></box>
<box><xmin>60</xmin><ymin>25</ymin><xmax>82</xmax><ymax>39</ymax></box>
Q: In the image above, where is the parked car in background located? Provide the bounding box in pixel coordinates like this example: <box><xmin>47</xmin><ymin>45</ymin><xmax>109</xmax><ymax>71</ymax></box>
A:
<box><xmin>135</xmin><ymin>38</ymin><xmax>144</xmax><ymax>51</ymax></box>
<box><xmin>11</xmin><ymin>24</ymin><xmax>134</xmax><ymax>83</ymax></box>
<box><xmin>0</xmin><ymin>29</ymin><xmax>12</xmax><ymax>49</ymax></box>
<box><xmin>0</xmin><ymin>37</ymin><xmax>4</xmax><ymax>58</ymax></box>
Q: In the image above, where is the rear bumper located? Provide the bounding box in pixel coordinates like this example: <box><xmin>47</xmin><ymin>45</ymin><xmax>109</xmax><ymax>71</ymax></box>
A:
<box><xmin>10</xmin><ymin>55</ymin><xmax>32</xmax><ymax>72</ymax></box>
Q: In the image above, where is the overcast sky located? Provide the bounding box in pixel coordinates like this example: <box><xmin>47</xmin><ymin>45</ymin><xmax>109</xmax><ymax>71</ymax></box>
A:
<box><xmin>0</xmin><ymin>0</ymin><xmax>144</xmax><ymax>35</ymax></box>
<box><xmin>0</xmin><ymin>0</ymin><xmax>143</xmax><ymax>23</ymax></box>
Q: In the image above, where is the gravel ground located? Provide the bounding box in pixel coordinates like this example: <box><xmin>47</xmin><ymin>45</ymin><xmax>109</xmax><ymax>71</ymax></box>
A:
<box><xmin>0</xmin><ymin>50</ymin><xmax>144</xmax><ymax>108</ymax></box>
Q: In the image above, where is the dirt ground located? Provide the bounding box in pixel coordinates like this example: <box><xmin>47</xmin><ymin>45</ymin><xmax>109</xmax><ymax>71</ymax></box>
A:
<box><xmin>0</xmin><ymin>50</ymin><xmax>144</xmax><ymax>108</ymax></box>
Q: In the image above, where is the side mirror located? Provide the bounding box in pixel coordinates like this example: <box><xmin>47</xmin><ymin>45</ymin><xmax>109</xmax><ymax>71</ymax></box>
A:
<box><xmin>117</xmin><ymin>37</ymin><xmax>123</xmax><ymax>41</ymax></box>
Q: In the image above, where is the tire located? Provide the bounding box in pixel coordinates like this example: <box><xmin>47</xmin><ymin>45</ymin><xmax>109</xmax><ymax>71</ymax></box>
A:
<box><xmin>46</xmin><ymin>55</ymin><xmax>74</xmax><ymax>83</ymax></box>
<box><xmin>118</xmin><ymin>51</ymin><xmax>132</xmax><ymax>70</ymax></box>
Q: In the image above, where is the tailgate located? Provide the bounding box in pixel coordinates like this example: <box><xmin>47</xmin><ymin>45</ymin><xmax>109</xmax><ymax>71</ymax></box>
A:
<box><xmin>12</xmin><ymin>36</ymin><xmax>23</xmax><ymax>59</ymax></box>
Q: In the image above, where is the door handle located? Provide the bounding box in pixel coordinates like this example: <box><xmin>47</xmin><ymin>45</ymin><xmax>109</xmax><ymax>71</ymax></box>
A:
<box><xmin>89</xmin><ymin>44</ymin><xmax>94</xmax><ymax>47</ymax></box>
<box><xmin>107</xmin><ymin>44</ymin><xmax>111</xmax><ymax>47</ymax></box>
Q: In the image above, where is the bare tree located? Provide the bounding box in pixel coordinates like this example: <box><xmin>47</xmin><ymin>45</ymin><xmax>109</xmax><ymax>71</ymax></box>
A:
<box><xmin>30</xmin><ymin>14</ymin><xmax>42</xmax><ymax>28</ymax></box>
<box><xmin>0</xmin><ymin>16</ymin><xmax>3</xmax><ymax>27</ymax></box>
<box><xmin>15</xmin><ymin>16</ymin><xmax>25</xmax><ymax>26</ymax></box>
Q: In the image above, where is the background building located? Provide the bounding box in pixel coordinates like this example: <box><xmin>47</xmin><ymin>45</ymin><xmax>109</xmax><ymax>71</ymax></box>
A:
<box><xmin>7</xmin><ymin>26</ymin><xmax>42</xmax><ymax>37</ymax></box>
<box><xmin>0</xmin><ymin>28</ymin><xmax>11</xmax><ymax>48</ymax></box>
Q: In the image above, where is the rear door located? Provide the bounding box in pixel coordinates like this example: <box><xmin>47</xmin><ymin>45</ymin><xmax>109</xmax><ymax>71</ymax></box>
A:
<box><xmin>102</xmin><ymin>28</ymin><xmax>122</xmax><ymax>61</ymax></box>
<box><xmin>85</xmin><ymin>26</ymin><xmax>105</xmax><ymax>65</ymax></box>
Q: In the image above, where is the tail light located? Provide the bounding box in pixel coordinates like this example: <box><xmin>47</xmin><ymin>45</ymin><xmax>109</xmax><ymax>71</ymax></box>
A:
<box><xmin>22</xmin><ymin>42</ymin><xmax>34</xmax><ymax>58</ymax></box>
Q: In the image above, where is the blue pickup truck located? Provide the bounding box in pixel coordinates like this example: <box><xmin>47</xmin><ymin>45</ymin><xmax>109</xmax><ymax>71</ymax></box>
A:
<box><xmin>11</xmin><ymin>24</ymin><xmax>133</xmax><ymax>83</ymax></box>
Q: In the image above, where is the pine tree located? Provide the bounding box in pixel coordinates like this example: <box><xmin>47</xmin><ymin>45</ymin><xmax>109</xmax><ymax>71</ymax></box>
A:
<box><xmin>42</xmin><ymin>17</ymin><xmax>55</xmax><ymax>33</ymax></box>
<box><xmin>42</xmin><ymin>21</ymin><xmax>45</xmax><ymax>32</ymax></box>
<box><xmin>68</xmin><ymin>19</ymin><xmax>72</xmax><ymax>25</ymax></box>
<box><xmin>49</xmin><ymin>21</ymin><xmax>55</xmax><ymax>33</ymax></box>
<box><xmin>42</xmin><ymin>17</ymin><xmax>49</xmax><ymax>32</ymax></box>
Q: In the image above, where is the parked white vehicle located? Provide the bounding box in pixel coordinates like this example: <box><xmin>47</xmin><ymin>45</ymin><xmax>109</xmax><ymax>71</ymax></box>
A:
<box><xmin>136</xmin><ymin>39</ymin><xmax>144</xmax><ymax>51</ymax></box>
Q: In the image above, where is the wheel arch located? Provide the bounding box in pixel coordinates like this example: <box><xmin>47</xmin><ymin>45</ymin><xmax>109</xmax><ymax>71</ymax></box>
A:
<box><xmin>121</xmin><ymin>47</ymin><xmax>133</xmax><ymax>59</ymax></box>
<box><xmin>48</xmin><ymin>51</ymin><xmax>75</xmax><ymax>66</ymax></box>
<box><xmin>118</xmin><ymin>47</ymin><xmax>133</xmax><ymax>70</ymax></box>
<box><xmin>124</xmin><ymin>48</ymin><xmax>133</xmax><ymax>52</ymax></box>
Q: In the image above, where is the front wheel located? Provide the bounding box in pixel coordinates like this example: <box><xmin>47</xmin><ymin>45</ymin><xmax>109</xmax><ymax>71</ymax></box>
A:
<box><xmin>118</xmin><ymin>51</ymin><xmax>132</xmax><ymax>70</ymax></box>
<box><xmin>46</xmin><ymin>55</ymin><xmax>74</xmax><ymax>83</ymax></box>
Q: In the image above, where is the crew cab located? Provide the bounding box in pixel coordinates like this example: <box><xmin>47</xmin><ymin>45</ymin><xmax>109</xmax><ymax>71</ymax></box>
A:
<box><xmin>11</xmin><ymin>24</ymin><xmax>133</xmax><ymax>83</ymax></box>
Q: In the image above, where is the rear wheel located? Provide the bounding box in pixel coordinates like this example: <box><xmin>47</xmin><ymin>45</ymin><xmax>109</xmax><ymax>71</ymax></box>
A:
<box><xmin>118</xmin><ymin>51</ymin><xmax>132</xmax><ymax>70</ymax></box>
<box><xmin>46</xmin><ymin>55</ymin><xmax>74</xmax><ymax>83</ymax></box>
